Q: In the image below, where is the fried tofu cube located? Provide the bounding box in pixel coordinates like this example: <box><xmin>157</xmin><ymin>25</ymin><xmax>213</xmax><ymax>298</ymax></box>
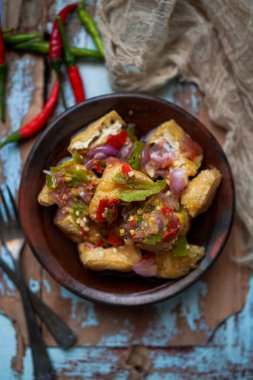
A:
<box><xmin>147</xmin><ymin>119</ymin><xmax>203</xmax><ymax>177</ymax></box>
<box><xmin>54</xmin><ymin>208</ymin><xmax>84</xmax><ymax>243</ymax></box>
<box><xmin>180</xmin><ymin>168</ymin><xmax>222</xmax><ymax>217</ymax></box>
<box><xmin>78</xmin><ymin>244</ymin><xmax>142</xmax><ymax>272</ymax></box>
<box><xmin>38</xmin><ymin>185</ymin><xmax>54</xmax><ymax>206</ymax></box>
<box><xmin>89</xmin><ymin>161</ymin><xmax>152</xmax><ymax>220</ymax></box>
<box><xmin>68</xmin><ymin>111</ymin><xmax>126</xmax><ymax>154</ymax></box>
<box><xmin>156</xmin><ymin>244</ymin><xmax>205</xmax><ymax>279</ymax></box>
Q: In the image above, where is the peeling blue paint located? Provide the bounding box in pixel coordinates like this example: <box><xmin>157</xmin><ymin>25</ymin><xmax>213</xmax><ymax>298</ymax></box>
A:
<box><xmin>0</xmin><ymin>314</ymin><xmax>18</xmax><ymax>380</ymax></box>
<box><xmin>42</xmin><ymin>279</ymin><xmax>52</xmax><ymax>294</ymax></box>
<box><xmin>80</xmin><ymin>302</ymin><xmax>99</xmax><ymax>327</ymax></box>
<box><xmin>28</xmin><ymin>278</ymin><xmax>40</xmax><ymax>294</ymax></box>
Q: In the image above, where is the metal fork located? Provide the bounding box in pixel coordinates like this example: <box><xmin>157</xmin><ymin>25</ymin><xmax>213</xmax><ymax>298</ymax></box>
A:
<box><xmin>0</xmin><ymin>185</ymin><xmax>54</xmax><ymax>380</ymax></box>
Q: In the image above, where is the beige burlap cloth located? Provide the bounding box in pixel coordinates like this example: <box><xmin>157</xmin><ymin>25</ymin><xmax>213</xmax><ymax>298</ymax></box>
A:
<box><xmin>96</xmin><ymin>0</ymin><xmax>253</xmax><ymax>265</ymax></box>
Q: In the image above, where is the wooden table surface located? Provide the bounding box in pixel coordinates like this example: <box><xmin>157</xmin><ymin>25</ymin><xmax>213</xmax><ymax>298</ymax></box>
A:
<box><xmin>0</xmin><ymin>1</ymin><xmax>252</xmax><ymax>379</ymax></box>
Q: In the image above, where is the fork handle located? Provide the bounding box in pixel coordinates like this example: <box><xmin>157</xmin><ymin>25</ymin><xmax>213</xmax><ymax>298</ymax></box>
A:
<box><xmin>0</xmin><ymin>256</ymin><xmax>77</xmax><ymax>349</ymax></box>
<box><xmin>16</xmin><ymin>261</ymin><xmax>55</xmax><ymax>380</ymax></box>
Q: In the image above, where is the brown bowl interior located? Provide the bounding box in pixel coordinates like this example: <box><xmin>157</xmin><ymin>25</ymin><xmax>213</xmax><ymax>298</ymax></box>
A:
<box><xmin>19</xmin><ymin>94</ymin><xmax>235</xmax><ymax>306</ymax></box>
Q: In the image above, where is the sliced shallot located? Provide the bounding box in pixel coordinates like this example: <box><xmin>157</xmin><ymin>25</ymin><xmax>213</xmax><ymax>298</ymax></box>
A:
<box><xmin>133</xmin><ymin>255</ymin><xmax>157</xmax><ymax>277</ymax></box>
<box><xmin>169</xmin><ymin>168</ymin><xmax>188</xmax><ymax>194</ymax></box>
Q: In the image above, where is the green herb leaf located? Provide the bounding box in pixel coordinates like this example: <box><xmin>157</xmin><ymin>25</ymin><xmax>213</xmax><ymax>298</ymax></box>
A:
<box><xmin>144</xmin><ymin>233</ymin><xmax>163</xmax><ymax>245</ymax></box>
<box><xmin>118</xmin><ymin>180</ymin><xmax>166</xmax><ymax>202</ymax></box>
<box><xmin>172</xmin><ymin>236</ymin><xmax>189</xmax><ymax>257</ymax></box>
<box><xmin>128</xmin><ymin>142</ymin><xmax>144</xmax><ymax>170</ymax></box>
<box><xmin>46</xmin><ymin>174</ymin><xmax>57</xmax><ymax>189</ymax></box>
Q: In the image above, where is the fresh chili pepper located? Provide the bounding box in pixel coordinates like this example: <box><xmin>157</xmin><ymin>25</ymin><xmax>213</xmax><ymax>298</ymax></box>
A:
<box><xmin>107</xmin><ymin>231</ymin><xmax>121</xmax><ymax>246</ymax></box>
<box><xmin>95</xmin><ymin>240</ymin><xmax>104</xmax><ymax>247</ymax></box>
<box><xmin>50</xmin><ymin>3</ymin><xmax>78</xmax><ymax>109</ymax></box>
<box><xmin>96</xmin><ymin>198</ymin><xmax>119</xmax><ymax>223</ymax></box>
<box><xmin>106</xmin><ymin>130</ymin><xmax>128</xmax><ymax>149</ymax></box>
<box><xmin>9</xmin><ymin>40</ymin><xmax>104</xmax><ymax>60</ymax></box>
<box><xmin>57</xmin><ymin>16</ymin><xmax>85</xmax><ymax>104</ymax></box>
<box><xmin>163</xmin><ymin>228</ymin><xmax>178</xmax><ymax>241</ymax></box>
<box><xmin>0</xmin><ymin>28</ymin><xmax>6</xmax><ymax>122</ymax></box>
<box><xmin>4</xmin><ymin>33</ymin><xmax>43</xmax><ymax>44</ymax></box>
<box><xmin>161</xmin><ymin>205</ymin><xmax>173</xmax><ymax>216</ymax></box>
<box><xmin>0</xmin><ymin>81</ymin><xmax>59</xmax><ymax>148</ymax></box>
<box><xmin>122</xmin><ymin>162</ymin><xmax>132</xmax><ymax>175</ymax></box>
<box><xmin>77</xmin><ymin>3</ymin><xmax>104</xmax><ymax>58</ymax></box>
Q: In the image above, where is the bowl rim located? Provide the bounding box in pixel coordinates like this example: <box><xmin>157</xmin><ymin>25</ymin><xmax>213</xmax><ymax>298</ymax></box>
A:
<box><xmin>19</xmin><ymin>92</ymin><xmax>235</xmax><ymax>306</ymax></box>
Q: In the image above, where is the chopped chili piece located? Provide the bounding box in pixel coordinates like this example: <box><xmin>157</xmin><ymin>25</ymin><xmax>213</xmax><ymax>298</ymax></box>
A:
<box><xmin>106</xmin><ymin>130</ymin><xmax>128</xmax><ymax>148</ymax></box>
<box><xmin>163</xmin><ymin>229</ymin><xmax>178</xmax><ymax>241</ymax></box>
<box><xmin>80</xmin><ymin>227</ymin><xmax>88</xmax><ymax>235</ymax></box>
<box><xmin>122</xmin><ymin>162</ymin><xmax>132</xmax><ymax>175</ymax></box>
<box><xmin>107</xmin><ymin>232</ymin><xmax>121</xmax><ymax>246</ymax></box>
<box><xmin>96</xmin><ymin>198</ymin><xmax>119</xmax><ymax>223</ymax></box>
<box><xmin>95</xmin><ymin>240</ymin><xmax>104</xmax><ymax>247</ymax></box>
<box><xmin>161</xmin><ymin>205</ymin><xmax>173</xmax><ymax>216</ymax></box>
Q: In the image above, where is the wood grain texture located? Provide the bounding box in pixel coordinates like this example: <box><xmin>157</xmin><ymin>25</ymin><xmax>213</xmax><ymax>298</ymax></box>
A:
<box><xmin>0</xmin><ymin>0</ymin><xmax>252</xmax><ymax>378</ymax></box>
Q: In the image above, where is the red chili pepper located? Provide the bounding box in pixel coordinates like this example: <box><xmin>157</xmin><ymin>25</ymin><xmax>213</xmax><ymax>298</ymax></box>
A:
<box><xmin>49</xmin><ymin>3</ymin><xmax>77</xmax><ymax>109</ymax></box>
<box><xmin>0</xmin><ymin>81</ymin><xmax>59</xmax><ymax>148</ymax></box>
<box><xmin>106</xmin><ymin>130</ymin><xmax>128</xmax><ymax>149</ymax></box>
<box><xmin>108</xmin><ymin>232</ymin><xmax>121</xmax><ymax>246</ymax></box>
<box><xmin>122</xmin><ymin>162</ymin><xmax>132</xmax><ymax>175</ymax></box>
<box><xmin>57</xmin><ymin>16</ymin><xmax>85</xmax><ymax>104</ymax></box>
<box><xmin>163</xmin><ymin>229</ymin><xmax>178</xmax><ymax>241</ymax></box>
<box><xmin>96</xmin><ymin>198</ymin><xmax>119</xmax><ymax>223</ymax></box>
<box><xmin>67</xmin><ymin>65</ymin><xmax>85</xmax><ymax>103</ymax></box>
<box><xmin>0</xmin><ymin>28</ymin><xmax>6</xmax><ymax>122</ymax></box>
<box><xmin>95</xmin><ymin>240</ymin><xmax>104</xmax><ymax>247</ymax></box>
<box><xmin>161</xmin><ymin>205</ymin><xmax>173</xmax><ymax>216</ymax></box>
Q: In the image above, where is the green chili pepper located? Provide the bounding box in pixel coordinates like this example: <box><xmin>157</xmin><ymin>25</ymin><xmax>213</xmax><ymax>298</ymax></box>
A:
<box><xmin>46</xmin><ymin>174</ymin><xmax>57</xmax><ymax>189</ymax></box>
<box><xmin>127</xmin><ymin>126</ymin><xmax>137</xmax><ymax>142</ymax></box>
<box><xmin>9</xmin><ymin>40</ymin><xmax>104</xmax><ymax>60</ymax></box>
<box><xmin>144</xmin><ymin>233</ymin><xmax>163</xmax><ymax>245</ymax></box>
<box><xmin>77</xmin><ymin>3</ymin><xmax>104</xmax><ymax>58</ymax></box>
<box><xmin>50</xmin><ymin>160</ymin><xmax>74</xmax><ymax>173</ymax></box>
<box><xmin>128</xmin><ymin>142</ymin><xmax>144</xmax><ymax>170</ymax></box>
<box><xmin>113</xmin><ymin>172</ymin><xmax>166</xmax><ymax>191</ymax></box>
<box><xmin>65</xmin><ymin>168</ymin><xmax>90</xmax><ymax>187</ymax></box>
<box><xmin>4</xmin><ymin>33</ymin><xmax>43</xmax><ymax>44</ymax></box>
<box><xmin>72</xmin><ymin>204</ymin><xmax>88</xmax><ymax>222</ymax></box>
<box><xmin>172</xmin><ymin>236</ymin><xmax>189</xmax><ymax>257</ymax></box>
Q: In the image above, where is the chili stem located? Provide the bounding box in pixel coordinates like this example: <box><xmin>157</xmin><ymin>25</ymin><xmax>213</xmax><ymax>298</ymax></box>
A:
<box><xmin>77</xmin><ymin>3</ymin><xmax>104</xmax><ymax>58</ymax></box>
<box><xmin>51</xmin><ymin>60</ymin><xmax>67</xmax><ymax>109</ymax></box>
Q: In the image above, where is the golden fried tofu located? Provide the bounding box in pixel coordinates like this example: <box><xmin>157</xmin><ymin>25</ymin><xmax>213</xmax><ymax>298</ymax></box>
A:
<box><xmin>147</xmin><ymin>119</ymin><xmax>203</xmax><ymax>177</ymax></box>
<box><xmin>180</xmin><ymin>168</ymin><xmax>222</xmax><ymax>217</ymax></box>
<box><xmin>156</xmin><ymin>244</ymin><xmax>205</xmax><ymax>279</ymax></box>
<box><xmin>38</xmin><ymin>185</ymin><xmax>54</xmax><ymax>206</ymax></box>
<box><xmin>78</xmin><ymin>244</ymin><xmax>142</xmax><ymax>272</ymax></box>
<box><xmin>89</xmin><ymin>161</ymin><xmax>152</xmax><ymax>220</ymax></box>
<box><xmin>68</xmin><ymin>111</ymin><xmax>126</xmax><ymax>154</ymax></box>
<box><xmin>54</xmin><ymin>208</ymin><xmax>84</xmax><ymax>243</ymax></box>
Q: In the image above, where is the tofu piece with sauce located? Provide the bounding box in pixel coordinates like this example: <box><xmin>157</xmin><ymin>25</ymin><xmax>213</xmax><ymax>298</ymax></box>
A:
<box><xmin>147</xmin><ymin>119</ymin><xmax>203</xmax><ymax>177</ymax></box>
<box><xmin>156</xmin><ymin>245</ymin><xmax>205</xmax><ymax>279</ymax></box>
<box><xmin>68</xmin><ymin>110</ymin><xmax>126</xmax><ymax>154</ymax></box>
<box><xmin>180</xmin><ymin>168</ymin><xmax>222</xmax><ymax>217</ymax></box>
<box><xmin>89</xmin><ymin>161</ymin><xmax>153</xmax><ymax>221</ymax></box>
<box><xmin>78</xmin><ymin>244</ymin><xmax>142</xmax><ymax>272</ymax></box>
<box><xmin>38</xmin><ymin>185</ymin><xmax>54</xmax><ymax>206</ymax></box>
<box><xmin>54</xmin><ymin>208</ymin><xmax>84</xmax><ymax>243</ymax></box>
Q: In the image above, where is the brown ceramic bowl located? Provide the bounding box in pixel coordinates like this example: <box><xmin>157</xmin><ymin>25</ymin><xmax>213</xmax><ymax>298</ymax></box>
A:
<box><xmin>19</xmin><ymin>94</ymin><xmax>235</xmax><ymax>306</ymax></box>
